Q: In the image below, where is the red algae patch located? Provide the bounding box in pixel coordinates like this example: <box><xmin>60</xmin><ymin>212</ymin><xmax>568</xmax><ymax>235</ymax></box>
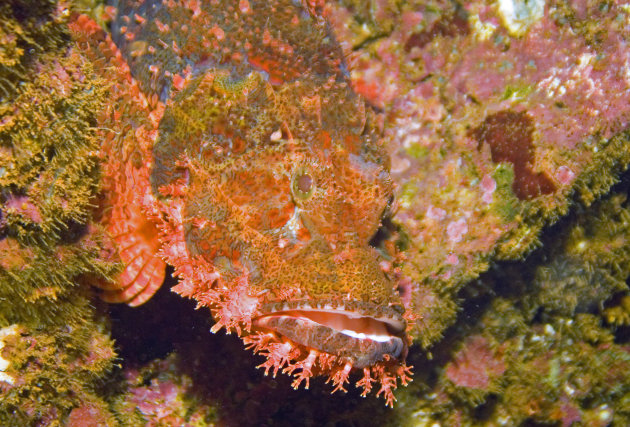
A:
<box><xmin>404</xmin><ymin>8</ymin><xmax>470</xmax><ymax>52</ymax></box>
<box><xmin>471</xmin><ymin>110</ymin><xmax>556</xmax><ymax>200</ymax></box>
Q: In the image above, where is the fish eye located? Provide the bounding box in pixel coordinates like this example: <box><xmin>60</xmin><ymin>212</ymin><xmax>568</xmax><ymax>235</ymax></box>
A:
<box><xmin>291</xmin><ymin>167</ymin><xmax>315</xmax><ymax>200</ymax></box>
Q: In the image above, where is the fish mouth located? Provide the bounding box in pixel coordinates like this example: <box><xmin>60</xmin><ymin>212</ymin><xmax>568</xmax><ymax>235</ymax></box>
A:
<box><xmin>252</xmin><ymin>301</ymin><xmax>407</xmax><ymax>368</ymax></box>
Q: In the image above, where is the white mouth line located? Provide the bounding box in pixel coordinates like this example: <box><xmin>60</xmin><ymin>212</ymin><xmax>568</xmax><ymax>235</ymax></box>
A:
<box><xmin>340</xmin><ymin>329</ymin><xmax>395</xmax><ymax>343</ymax></box>
<box><xmin>265</xmin><ymin>304</ymin><xmax>405</xmax><ymax>332</ymax></box>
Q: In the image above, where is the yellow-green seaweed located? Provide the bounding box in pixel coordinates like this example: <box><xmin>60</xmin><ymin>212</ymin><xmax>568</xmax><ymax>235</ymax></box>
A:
<box><xmin>0</xmin><ymin>1</ymin><xmax>119</xmax><ymax>425</ymax></box>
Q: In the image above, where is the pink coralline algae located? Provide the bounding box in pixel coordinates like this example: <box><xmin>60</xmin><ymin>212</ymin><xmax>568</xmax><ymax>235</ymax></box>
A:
<box><xmin>446</xmin><ymin>218</ymin><xmax>468</xmax><ymax>244</ymax></box>
<box><xmin>130</xmin><ymin>378</ymin><xmax>182</xmax><ymax>420</ymax></box>
<box><xmin>555</xmin><ymin>165</ymin><xmax>576</xmax><ymax>187</ymax></box>
<box><xmin>113</xmin><ymin>356</ymin><xmax>217</xmax><ymax>425</ymax></box>
<box><xmin>445</xmin><ymin>335</ymin><xmax>506</xmax><ymax>391</ymax></box>
<box><xmin>5</xmin><ymin>196</ymin><xmax>43</xmax><ymax>224</ymax></box>
<box><xmin>480</xmin><ymin>174</ymin><xmax>497</xmax><ymax>203</ymax></box>
<box><xmin>67</xmin><ymin>401</ymin><xmax>112</xmax><ymax>427</ymax></box>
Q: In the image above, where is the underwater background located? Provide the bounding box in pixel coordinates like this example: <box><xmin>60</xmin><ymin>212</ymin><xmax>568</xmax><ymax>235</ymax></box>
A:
<box><xmin>1</xmin><ymin>0</ymin><xmax>630</xmax><ymax>425</ymax></box>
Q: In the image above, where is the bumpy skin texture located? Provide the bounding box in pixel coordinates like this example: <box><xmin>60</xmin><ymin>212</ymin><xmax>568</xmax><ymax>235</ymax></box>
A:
<box><xmin>70</xmin><ymin>0</ymin><xmax>410</xmax><ymax>405</ymax></box>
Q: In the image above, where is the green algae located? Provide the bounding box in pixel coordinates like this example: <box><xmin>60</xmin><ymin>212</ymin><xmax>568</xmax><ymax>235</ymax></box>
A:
<box><xmin>0</xmin><ymin>324</ymin><xmax>118</xmax><ymax>426</ymax></box>
<box><xmin>525</xmin><ymin>193</ymin><xmax>630</xmax><ymax>318</ymax></box>
<box><xmin>405</xmin><ymin>142</ymin><xmax>430</xmax><ymax>160</ymax></box>
<box><xmin>490</xmin><ymin>163</ymin><xmax>518</xmax><ymax>222</ymax></box>
<box><xmin>573</xmin><ymin>129</ymin><xmax>630</xmax><ymax>206</ymax></box>
<box><xmin>0</xmin><ymin>1</ymin><xmax>120</xmax><ymax>425</ymax></box>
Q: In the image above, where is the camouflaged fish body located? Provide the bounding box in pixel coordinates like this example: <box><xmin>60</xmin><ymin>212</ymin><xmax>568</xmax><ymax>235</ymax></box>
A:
<box><xmin>70</xmin><ymin>0</ymin><xmax>411</xmax><ymax>405</ymax></box>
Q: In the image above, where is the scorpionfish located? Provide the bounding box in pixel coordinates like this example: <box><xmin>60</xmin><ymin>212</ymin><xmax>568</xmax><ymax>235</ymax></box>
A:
<box><xmin>70</xmin><ymin>0</ymin><xmax>411</xmax><ymax>405</ymax></box>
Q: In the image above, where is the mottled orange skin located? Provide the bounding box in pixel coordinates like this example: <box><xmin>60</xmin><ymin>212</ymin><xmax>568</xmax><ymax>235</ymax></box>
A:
<box><xmin>70</xmin><ymin>0</ymin><xmax>411</xmax><ymax>405</ymax></box>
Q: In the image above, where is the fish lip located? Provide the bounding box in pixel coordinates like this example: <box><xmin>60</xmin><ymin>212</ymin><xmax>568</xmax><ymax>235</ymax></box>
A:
<box><xmin>253</xmin><ymin>299</ymin><xmax>407</xmax><ymax>367</ymax></box>
<box><xmin>258</xmin><ymin>298</ymin><xmax>406</xmax><ymax>332</ymax></box>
